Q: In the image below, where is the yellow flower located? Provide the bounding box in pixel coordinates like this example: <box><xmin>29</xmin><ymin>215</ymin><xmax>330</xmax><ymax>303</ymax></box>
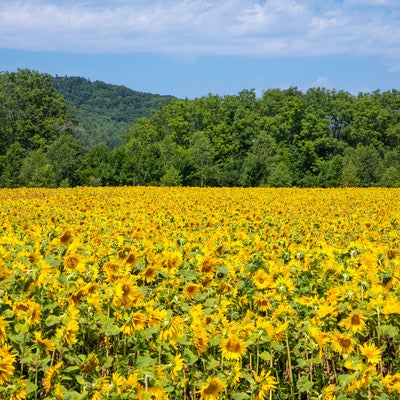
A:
<box><xmin>0</xmin><ymin>316</ymin><xmax>7</xmax><ymax>344</ymax></box>
<box><xmin>34</xmin><ymin>331</ymin><xmax>55</xmax><ymax>356</ymax></box>
<box><xmin>253</xmin><ymin>369</ymin><xmax>278</xmax><ymax>399</ymax></box>
<box><xmin>184</xmin><ymin>283</ymin><xmax>201</xmax><ymax>298</ymax></box>
<box><xmin>253</xmin><ymin>269</ymin><xmax>272</xmax><ymax>290</ymax></box>
<box><xmin>322</xmin><ymin>384</ymin><xmax>336</xmax><ymax>400</ymax></box>
<box><xmin>339</xmin><ymin>310</ymin><xmax>367</xmax><ymax>333</ymax></box>
<box><xmin>121</xmin><ymin>311</ymin><xmax>146</xmax><ymax>335</ymax></box>
<box><xmin>0</xmin><ymin>344</ymin><xmax>16</xmax><ymax>384</ymax></box>
<box><xmin>112</xmin><ymin>372</ymin><xmax>126</xmax><ymax>395</ymax></box>
<box><xmin>113</xmin><ymin>279</ymin><xmax>143</xmax><ymax>308</ymax></box>
<box><xmin>43</xmin><ymin>361</ymin><xmax>63</xmax><ymax>393</ymax></box>
<box><xmin>9</xmin><ymin>378</ymin><xmax>27</xmax><ymax>400</ymax></box>
<box><xmin>359</xmin><ymin>342</ymin><xmax>382</xmax><ymax>364</ymax></box>
<box><xmin>171</xmin><ymin>353</ymin><xmax>184</xmax><ymax>382</ymax></box>
<box><xmin>231</xmin><ymin>362</ymin><xmax>242</xmax><ymax>385</ymax></box>
<box><xmin>159</xmin><ymin>316</ymin><xmax>184</xmax><ymax>345</ymax></box>
<box><xmin>382</xmin><ymin>372</ymin><xmax>400</xmax><ymax>393</ymax></box>
<box><xmin>199</xmin><ymin>376</ymin><xmax>225</xmax><ymax>400</ymax></box>
<box><xmin>142</xmin><ymin>265</ymin><xmax>159</xmax><ymax>283</ymax></box>
<box><xmin>253</xmin><ymin>293</ymin><xmax>271</xmax><ymax>312</ymax></box>
<box><xmin>193</xmin><ymin>327</ymin><xmax>209</xmax><ymax>355</ymax></box>
<box><xmin>13</xmin><ymin>300</ymin><xmax>41</xmax><ymax>326</ymax></box>
<box><xmin>221</xmin><ymin>335</ymin><xmax>247</xmax><ymax>361</ymax></box>
<box><xmin>331</xmin><ymin>332</ymin><xmax>356</xmax><ymax>355</ymax></box>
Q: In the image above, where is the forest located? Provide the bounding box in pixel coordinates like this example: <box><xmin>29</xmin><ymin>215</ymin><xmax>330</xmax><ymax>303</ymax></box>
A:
<box><xmin>1</xmin><ymin>68</ymin><xmax>400</xmax><ymax>188</ymax></box>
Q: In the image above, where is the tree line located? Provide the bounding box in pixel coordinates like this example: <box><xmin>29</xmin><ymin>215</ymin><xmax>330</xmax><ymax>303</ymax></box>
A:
<box><xmin>1</xmin><ymin>69</ymin><xmax>400</xmax><ymax>188</ymax></box>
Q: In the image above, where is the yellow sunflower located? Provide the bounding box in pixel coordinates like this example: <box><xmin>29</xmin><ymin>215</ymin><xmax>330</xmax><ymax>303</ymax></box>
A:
<box><xmin>382</xmin><ymin>372</ymin><xmax>400</xmax><ymax>393</ymax></box>
<box><xmin>221</xmin><ymin>335</ymin><xmax>247</xmax><ymax>361</ymax></box>
<box><xmin>34</xmin><ymin>331</ymin><xmax>55</xmax><ymax>356</ymax></box>
<box><xmin>359</xmin><ymin>342</ymin><xmax>382</xmax><ymax>364</ymax></box>
<box><xmin>184</xmin><ymin>283</ymin><xmax>201</xmax><ymax>298</ymax></box>
<box><xmin>252</xmin><ymin>269</ymin><xmax>272</xmax><ymax>290</ymax></box>
<box><xmin>199</xmin><ymin>376</ymin><xmax>225</xmax><ymax>400</ymax></box>
<box><xmin>193</xmin><ymin>327</ymin><xmax>210</xmax><ymax>354</ymax></box>
<box><xmin>339</xmin><ymin>310</ymin><xmax>367</xmax><ymax>333</ymax></box>
<box><xmin>0</xmin><ymin>344</ymin><xmax>16</xmax><ymax>385</ymax></box>
<box><xmin>253</xmin><ymin>369</ymin><xmax>278</xmax><ymax>399</ymax></box>
<box><xmin>0</xmin><ymin>316</ymin><xmax>7</xmax><ymax>344</ymax></box>
<box><xmin>331</xmin><ymin>332</ymin><xmax>356</xmax><ymax>355</ymax></box>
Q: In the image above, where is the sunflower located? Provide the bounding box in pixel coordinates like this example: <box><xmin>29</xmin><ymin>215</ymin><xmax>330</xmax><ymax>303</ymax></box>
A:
<box><xmin>159</xmin><ymin>316</ymin><xmax>184</xmax><ymax>345</ymax></box>
<box><xmin>199</xmin><ymin>376</ymin><xmax>225</xmax><ymax>400</ymax></box>
<box><xmin>321</xmin><ymin>384</ymin><xmax>336</xmax><ymax>400</ymax></box>
<box><xmin>253</xmin><ymin>369</ymin><xmax>278</xmax><ymax>399</ymax></box>
<box><xmin>113</xmin><ymin>279</ymin><xmax>143</xmax><ymax>308</ymax></box>
<box><xmin>221</xmin><ymin>335</ymin><xmax>247</xmax><ymax>361</ymax></box>
<box><xmin>171</xmin><ymin>353</ymin><xmax>184</xmax><ymax>382</ymax></box>
<box><xmin>142</xmin><ymin>265</ymin><xmax>158</xmax><ymax>283</ymax></box>
<box><xmin>339</xmin><ymin>310</ymin><xmax>367</xmax><ymax>333</ymax></box>
<box><xmin>252</xmin><ymin>269</ymin><xmax>272</xmax><ymax>290</ymax></box>
<box><xmin>359</xmin><ymin>342</ymin><xmax>382</xmax><ymax>364</ymax></box>
<box><xmin>193</xmin><ymin>327</ymin><xmax>209</xmax><ymax>354</ymax></box>
<box><xmin>184</xmin><ymin>283</ymin><xmax>200</xmax><ymax>298</ymax></box>
<box><xmin>382</xmin><ymin>372</ymin><xmax>400</xmax><ymax>393</ymax></box>
<box><xmin>121</xmin><ymin>311</ymin><xmax>147</xmax><ymax>335</ymax></box>
<box><xmin>331</xmin><ymin>332</ymin><xmax>356</xmax><ymax>355</ymax></box>
<box><xmin>0</xmin><ymin>344</ymin><xmax>16</xmax><ymax>384</ymax></box>
<box><xmin>43</xmin><ymin>361</ymin><xmax>63</xmax><ymax>393</ymax></box>
<box><xmin>34</xmin><ymin>331</ymin><xmax>55</xmax><ymax>356</ymax></box>
<box><xmin>13</xmin><ymin>300</ymin><xmax>41</xmax><ymax>327</ymax></box>
<box><xmin>253</xmin><ymin>293</ymin><xmax>271</xmax><ymax>312</ymax></box>
<box><xmin>0</xmin><ymin>316</ymin><xmax>7</xmax><ymax>344</ymax></box>
<box><xmin>7</xmin><ymin>377</ymin><xmax>28</xmax><ymax>400</ymax></box>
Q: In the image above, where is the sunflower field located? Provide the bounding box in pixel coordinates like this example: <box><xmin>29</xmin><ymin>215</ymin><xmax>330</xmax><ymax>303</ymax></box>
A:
<box><xmin>1</xmin><ymin>187</ymin><xmax>400</xmax><ymax>399</ymax></box>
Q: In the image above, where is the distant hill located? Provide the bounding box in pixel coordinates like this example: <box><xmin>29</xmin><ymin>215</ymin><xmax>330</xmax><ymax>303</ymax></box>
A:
<box><xmin>52</xmin><ymin>76</ymin><xmax>176</xmax><ymax>149</ymax></box>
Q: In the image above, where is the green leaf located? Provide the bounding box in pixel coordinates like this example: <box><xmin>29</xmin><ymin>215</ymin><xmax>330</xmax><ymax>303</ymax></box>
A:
<box><xmin>45</xmin><ymin>314</ymin><xmax>60</xmax><ymax>327</ymax></box>
<box><xmin>376</xmin><ymin>324</ymin><xmax>399</xmax><ymax>338</ymax></box>
<box><xmin>297</xmin><ymin>375</ymin><xmax>313</xmax><ymax>392</ymax></box>
<box><xmin>232</xmin><ymin>393</ymin><xmax>251</xmax><ymax>400</ymax></box>
<box><xmin>184</xmin><ymin>348</ymin><xmax>199</xmax><ymax>364</ymax></box>
<box><xmin>135</xmin><ymin>353</ymin><xmax>157</xmax><ymax>368</ymax></box>
<box><xmin>75</xmin><ymin>375</ymin><xmax>86</xmax><ymax>385</ymax></box>
<box><xmin>259</xmin><ymin>351</ymin><xmax>272</xmax><ymax>361</ymax></box>
<box><xmin>104</xmin><ymin>324</ymin><xmax>120</xmax><ymax>336</ymax></box>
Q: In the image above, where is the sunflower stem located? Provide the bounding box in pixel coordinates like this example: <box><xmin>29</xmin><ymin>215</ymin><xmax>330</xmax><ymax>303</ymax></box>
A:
<box><xmin>285</xmin><ymin>331</ymin><xmax>294</xmax><ymax>399</ymax></box>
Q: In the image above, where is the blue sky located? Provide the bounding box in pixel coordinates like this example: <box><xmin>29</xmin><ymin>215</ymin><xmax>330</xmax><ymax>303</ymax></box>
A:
<box><xmin>1</xmin><ymin>0</ymin><xmax>400</xmax><ymax>98</ymax></box>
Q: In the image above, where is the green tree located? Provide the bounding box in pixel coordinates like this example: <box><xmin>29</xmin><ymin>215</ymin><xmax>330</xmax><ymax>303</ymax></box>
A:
<box><xmin>379</xmin><ymin>166</ymin><xmax>400</xmax><ymax>187</ymax></box>
<box><xmin>19</xmin><ymin>149</ymin><xmax>56</xmax><ymax>187</ymax></box>
<box><xmin>47</xmin><ymin>135</ymin><xmax>83</xmax><ymax>186</ymax></box>
<box><xmin>188</xmin><ymin>132</ymin><xmax>219</xmax><ymax>186</ymax></box>
<box><xmin>160</xmin><ymin>166</ymin><xmax>182</xmax><ymax>186</ymax></box>
<box><xmin>0</xmin><ymin>142</ymin><xmax>25</xmax><ymax>187</ymax></box>
<box><xmin>340</xmin><ymin>160</ymin><xmax>361</xmax><ymax>187</ymax></box>
<box><xmin>267</xmin><ymin>161</ymin><xmax>293</xmax><ymax>187</ymax></box>
<box><xmin>0</xmin><ymin>69</ymin><xmax>77</xmax><ymax>153</ymax></box>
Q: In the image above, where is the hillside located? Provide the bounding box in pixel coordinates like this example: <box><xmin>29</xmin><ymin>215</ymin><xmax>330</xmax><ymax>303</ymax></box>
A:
<box><xmin>52</xmin><ymin>76</ymin><xmax>175</xmax><ymax>149</ymax></box>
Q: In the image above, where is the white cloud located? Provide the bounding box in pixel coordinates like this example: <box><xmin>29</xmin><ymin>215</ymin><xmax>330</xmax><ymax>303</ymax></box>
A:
<box><xmin>0</xmin><ymin>0</ymin><xmax>399</xmax><ymax>61</ymax></box>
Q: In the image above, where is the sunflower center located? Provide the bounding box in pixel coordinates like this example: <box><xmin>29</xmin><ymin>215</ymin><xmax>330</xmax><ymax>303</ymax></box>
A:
<box><xmin>338</xmin><ymin>337</ymin><xmax>352</xmax><ymax>348</ymax></box>
<box><xmin>351</xmin><ymin>314</ymin><xmax>360</xmax><ymax>325</ymax></box>
<box><xmin>226</xmin><ymin>338</ymin><xmax>241</xmax><ymax>353</ymax></box>
<box><xmin>204</xmin><ymin>382</ymin><xmax>219</xmax><ymax>395</ymax></box>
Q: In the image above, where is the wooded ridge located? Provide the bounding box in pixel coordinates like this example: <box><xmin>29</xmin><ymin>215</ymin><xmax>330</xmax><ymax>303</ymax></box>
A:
<box><xmin>1</xmin><ymin>68</ymin><xmax>400</xmax><ymax>187</ymax></box>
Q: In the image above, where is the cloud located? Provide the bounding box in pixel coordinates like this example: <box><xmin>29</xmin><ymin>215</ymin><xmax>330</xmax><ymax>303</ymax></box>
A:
<box><xmin>0</xmin><ymin>0</ymin><xmax>399</xmax><ymax>60</ymax></box>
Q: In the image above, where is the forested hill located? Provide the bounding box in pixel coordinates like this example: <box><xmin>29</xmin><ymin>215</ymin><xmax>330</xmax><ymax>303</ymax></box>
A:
<box><xmin>51</xmin><ymin>76</ymin><xmax>175</xmax><ymax>149</ymax></box>
<box><xmin>2</xmin><ymin>69</ymin><xmax>400</xmax><ymax>188</ymax></box>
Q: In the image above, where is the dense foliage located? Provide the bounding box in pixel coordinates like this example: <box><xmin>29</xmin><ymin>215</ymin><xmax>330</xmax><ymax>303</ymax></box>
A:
<box><xmin>0</xmin><ymin>69</ymin><xmax>84</xmax><ymax>187</ymax></box>
<box><xmin>52</xmin><ymin>76</ymin><xmax>175</xmax><ymax>149</ymax></box>
<box><xmin>1</xmin><ymin>186</ymin><xmax>400</xmax><ymax>399</ymax></box>
<box><xmin>102</xmin><ymin>88</ymin><xmax>400</xmax><ymax>188</ymax></box>
<box><xmin>2</xmin><ymin>69</ymin><xmax>400</xmax><ymax>187</ymax></box>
